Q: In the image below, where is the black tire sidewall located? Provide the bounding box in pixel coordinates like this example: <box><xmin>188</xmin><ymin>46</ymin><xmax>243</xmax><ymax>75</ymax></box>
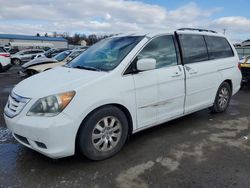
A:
<box><xmin>78</xmin><ymin>106</ymin><xmax>129</xmax><ymax>160</ymax></box>
<box><xmin>214</xmin><ymin>82</ymin><xmax>232</xmax><ymax>112</ymax></box>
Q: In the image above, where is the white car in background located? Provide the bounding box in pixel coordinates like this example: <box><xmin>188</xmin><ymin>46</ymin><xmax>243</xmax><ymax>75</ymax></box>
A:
<box><xmin>22</xmin><ymin>50</ymin><xmax>86</xmax><ymax>76</ymax></box>
<box><xmin>11</xmin><ymin>49</ymin><xmax>45</xmax><ymax>65</ymax></box>
<box><xmin>0</xmin><ymin>46</ymin><xmax>11</xmax><ymax>72</ymax></box>
<box><xmin>4</xmin><ymin>28</ymin><xmax>242</xmax><ymax>160</ymax></box>
<box><xmin>239</xmin><ymin>55</ymin><xmax>250</xmax><ymax>64</ymax></box>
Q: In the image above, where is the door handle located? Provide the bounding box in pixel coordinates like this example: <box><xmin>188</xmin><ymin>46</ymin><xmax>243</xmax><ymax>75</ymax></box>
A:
<box><xmin>172</xmin><ymin>72</ymin><xmax>182</xmax><ymax>78</ymax></box>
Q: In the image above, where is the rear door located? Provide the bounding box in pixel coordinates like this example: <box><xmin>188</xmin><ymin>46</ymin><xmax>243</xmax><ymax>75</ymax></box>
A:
<box><xmin>178</xmin><ymin>34</ymin><xmax>221</xmax><ymax>113</ymax></box>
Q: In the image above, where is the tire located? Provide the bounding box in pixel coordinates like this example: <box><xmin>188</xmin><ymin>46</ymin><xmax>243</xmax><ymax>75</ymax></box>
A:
<box><xmin>27</xmin><ymin>69</ymin><xmax>38</xmax><ymax>76</ymax></box>
<box><xmin>13</xmin><ymin>59</ymin><xmax>21</xmax><ymax>65</ymax></box>
<box><xmin>78</xmin><ymin>105</ymin><xmax>129</xmax><ymax>160</ymax></box>
<box><xmin>210</xmin><ymin>82</ymin><xmax>232</xmax><ymax>113</ymax></box>
<box><xmin>0</xmin><ymin>64</ymin><xmax>2</xmax><ymax>72</ymax></box>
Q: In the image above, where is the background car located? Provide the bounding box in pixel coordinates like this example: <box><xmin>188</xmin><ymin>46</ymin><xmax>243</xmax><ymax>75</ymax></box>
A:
<box><xmin>20</xmin><ymin>50</ymin><xmax>73</xmax><ymax>76</ymax></box>
<box><xmin>11</xmin><ymin>49</ymin><xmax>45</xmax><ymax>65</ymax></box>
<box><xmin>0</xmin><ymin>46</ymin><xmax>11</xmax><ymax>72</ymax></box>
<box><xmin>23</xmin><ymin>49</ymin><xmax>86</xmax><ymax>76</ymax></box>
<box><xmin>239</xmin><ymin>55</ymin><xmax>250</xmax><ymax>87</ymax></box>
<box><xmin>37</xmin><ymin>48</ymin><xmax>69</xmax><ymax>59</ymax></box>
<box><xmin>239</xmin><ymin>55</ymin><xmax>250</xmax><ymax>64</ymax></box>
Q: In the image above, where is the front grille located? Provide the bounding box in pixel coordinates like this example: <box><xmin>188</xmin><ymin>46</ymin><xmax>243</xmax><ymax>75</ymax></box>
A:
<box><xmin>4</xmin><ymin>91</ymin><xmax>30</xmax><ymax>118</ymax></box>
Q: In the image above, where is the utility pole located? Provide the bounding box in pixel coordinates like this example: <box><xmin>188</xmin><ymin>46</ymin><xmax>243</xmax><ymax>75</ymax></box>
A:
<box><xmin>223</xmin><ymin>29</ymin><xmax>226</xmax><ymax>35</ymax></box>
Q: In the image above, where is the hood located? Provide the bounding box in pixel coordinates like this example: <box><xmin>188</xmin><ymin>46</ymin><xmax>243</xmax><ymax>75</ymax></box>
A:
<box><xmin>22</xmin><ymin>57</ymin><xmax>58</xmax><ymax>68</ymax></box>
<box><xmin>13</xmin><ymin>67</ymin><xmax>107</xmax><ymax>98</ymax></box>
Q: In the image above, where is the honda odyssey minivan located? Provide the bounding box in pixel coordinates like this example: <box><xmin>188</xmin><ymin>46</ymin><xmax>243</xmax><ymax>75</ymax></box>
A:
<box><xmin>4</xmin><ymin>28</ymin><xmax>242</xmax><ymax>160</ymax></box>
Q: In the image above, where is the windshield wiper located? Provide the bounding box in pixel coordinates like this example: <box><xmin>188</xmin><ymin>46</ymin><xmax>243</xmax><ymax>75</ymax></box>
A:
<box><xmin>74</xmin><ymin>65</ymin><xmax>102</xmax><ymax>72</ymax></box>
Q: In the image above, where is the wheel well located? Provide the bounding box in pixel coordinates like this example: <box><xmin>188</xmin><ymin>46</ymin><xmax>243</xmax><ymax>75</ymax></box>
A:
<box><xmin>111</xmin><ymin>103</ymin><xmax>133</xmax><ymax>136</ymax></box>
<box><xmin>75</xmin><ymin>104</ymin><xmax>134</xmax><ymax>152</ymax></box>
<box><xmin>11</xmin><ymin>58</ymin><xmax>20</xmax><ymax>64</ymax></box>
<box><xmin>224</xmin><ymin>79</ymin><xmax>232</xmax><ymax>92</ymax></box>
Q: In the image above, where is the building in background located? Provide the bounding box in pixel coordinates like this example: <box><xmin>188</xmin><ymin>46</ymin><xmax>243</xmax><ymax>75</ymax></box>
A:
<box><xmin>0</xmin><ymin>34</ymin><xmax>68</xmax><ymax>49</ymax></box>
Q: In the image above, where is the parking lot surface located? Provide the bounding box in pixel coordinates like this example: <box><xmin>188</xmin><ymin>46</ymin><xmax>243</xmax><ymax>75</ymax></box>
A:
<box><xmin>0</xmin><ymin>66</ymin><xmax>250</xmax><ymax>188</ymax></box>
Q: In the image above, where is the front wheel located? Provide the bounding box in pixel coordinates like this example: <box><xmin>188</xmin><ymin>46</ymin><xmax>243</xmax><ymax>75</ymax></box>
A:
<box><xmin>77</xmin><ymin>105</ymin><xmax>129</xmax><ymax>160</ymax></box>
<box><xmin>210</xmin><ymin>82</ymin><xmax>232</xmax><ymax>113</ymax></box>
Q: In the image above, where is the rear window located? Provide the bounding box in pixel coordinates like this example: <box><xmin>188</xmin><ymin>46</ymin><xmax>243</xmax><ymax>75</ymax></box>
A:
<box><xmin>179</xmin><ymin>34</ymin><xmax>209</xmax><ymax>64</ymax></box>
<box><xmin>205</xmin><ymin>36</ymin><xmax>234</xmax><ymax>59</ymax></box>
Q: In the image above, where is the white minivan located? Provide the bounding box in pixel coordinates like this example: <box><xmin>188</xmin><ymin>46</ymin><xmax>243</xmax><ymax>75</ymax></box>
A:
<box><xmin>4</xmin><ymin>28</ymin><xmax>242</xmax><ymax>160</ymax></box>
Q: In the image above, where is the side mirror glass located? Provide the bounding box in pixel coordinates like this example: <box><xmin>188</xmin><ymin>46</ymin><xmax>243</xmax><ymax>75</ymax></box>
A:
<box><xmin>136</xmin><ymin>58</ymin><xmax>156</xmax><ymax>71</ymax></box>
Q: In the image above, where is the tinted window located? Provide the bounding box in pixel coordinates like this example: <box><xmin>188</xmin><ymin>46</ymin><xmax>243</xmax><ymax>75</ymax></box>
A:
<box><xmin>23</xmin><ymin>51</ymin><xmax>31</xmax><ymax>54</ymax></box>
<box><xmin>32</xmin><ymin>50</ymin><xmax>43</xmax><ymax>53</ymax></box>
<box><xmin>0</xmin><ymin>47</ymin><xmax>6</xmax><ymax>53</ymax></box>
<box><xmin>205</xmin><ymin>36</ymin><xmax>234</xmax><ymax>59</ymax></box>
<box><xmin>180</xmin><ymin>34</ymin><xmax>209</xmax><ymax>64</ymax></box>
<box><xmin>54</xmin><ymin>51</ymin><xmax>71</xmax><ymax>62</ymax></box>
<box><xmin>137</xmin><ymin>35</ymin><xmax>178</xmax><ymax>69</ymax></box>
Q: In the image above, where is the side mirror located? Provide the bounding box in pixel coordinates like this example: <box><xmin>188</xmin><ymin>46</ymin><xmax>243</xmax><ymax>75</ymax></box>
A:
<box><xmin>137</xmin><ymin>58</ymin><xmax>156</xmax><ymax>71</ymax></box>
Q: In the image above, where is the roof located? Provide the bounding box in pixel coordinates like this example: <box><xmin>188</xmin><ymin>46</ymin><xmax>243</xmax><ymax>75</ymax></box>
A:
<box><xmin>0</xmin><ymin>34</ymin><xmax>67</xmax><ymax>42</ymax></box>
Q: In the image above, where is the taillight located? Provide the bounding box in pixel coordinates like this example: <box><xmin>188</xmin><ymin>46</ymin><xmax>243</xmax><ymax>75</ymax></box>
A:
<box><xmin>0</xmin><ymin>53</ymin><xmax>10</xmax><ymax>57</ymax></box>
<box><xmin>238</xmin><ymin>63</ymin><xmax>241</xmax><ymax>70</ymax></box>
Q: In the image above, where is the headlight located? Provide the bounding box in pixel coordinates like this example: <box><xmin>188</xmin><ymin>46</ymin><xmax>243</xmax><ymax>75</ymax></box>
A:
<box><xmin>27</xmin><ymin>91</ymin><xmax>75</xmax><ymax>117</ymax></box>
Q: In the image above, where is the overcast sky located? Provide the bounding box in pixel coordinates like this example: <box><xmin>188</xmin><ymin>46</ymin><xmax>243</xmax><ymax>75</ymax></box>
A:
<box><xmin>0</xmin><ymin>0</ymin><xmax>250</xmax><ymax>42</ymax></box>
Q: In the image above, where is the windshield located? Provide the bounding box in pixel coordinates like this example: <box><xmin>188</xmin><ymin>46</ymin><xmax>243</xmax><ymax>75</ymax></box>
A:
<box><xmin>44</xmin><ymin>49</ymin><xmax>54</xmax><ymax>56</ymax></box>
<box><xmin>66</xmin><ymin>36</ymin><xmax>143</xmax><ymax>71</ymax></box>
<box><xmin>54</xmin><ymin>51</ymin><xmax>71</xmax><ymax>62</ymax></box>
<box><xmin>69</xmin><ymin>50</ymin><xmax>83</xmax><ymax>59</ymax></box>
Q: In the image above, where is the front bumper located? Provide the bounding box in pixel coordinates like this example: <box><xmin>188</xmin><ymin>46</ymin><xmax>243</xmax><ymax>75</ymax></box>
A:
<box><xmin>4</xmin><ymin>113</ymin><xmax>79</xmax><ymax>159</ymax></box>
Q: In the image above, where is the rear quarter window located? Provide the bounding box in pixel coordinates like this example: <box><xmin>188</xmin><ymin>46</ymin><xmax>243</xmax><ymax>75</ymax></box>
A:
<box><xmin>179</xmin><ymin>34</ymin><xmax>209</xmax><ymax>64</ymax></box>
<box><xmin>205</xmin><ymin>36</ymin><xmax>234</xmax><ymax>59</ymax></box>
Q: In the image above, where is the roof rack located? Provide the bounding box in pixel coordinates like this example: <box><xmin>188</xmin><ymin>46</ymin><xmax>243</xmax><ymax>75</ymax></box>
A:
<box><xmin>177</xmin><ymin>28</ymin><xmax>217</xmax><ymax>34</ymax></box>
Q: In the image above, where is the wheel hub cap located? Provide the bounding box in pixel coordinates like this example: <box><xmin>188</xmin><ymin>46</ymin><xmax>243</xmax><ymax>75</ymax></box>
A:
<box><xmin>218</xmin><ymin>87</ymin><xmax>229</xmax><ymax>109</ymax></box>
<box><xmin>92</xmin><ymin>116</ymin><xmax>122</xmax><ymax>152</ymax></box>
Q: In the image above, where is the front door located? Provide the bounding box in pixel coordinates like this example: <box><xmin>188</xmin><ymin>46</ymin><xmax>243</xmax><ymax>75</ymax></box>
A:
<box><xmin>133</xmin><ymin>35</ymin><xmax>185</xmax><ymax>129</ymax></box>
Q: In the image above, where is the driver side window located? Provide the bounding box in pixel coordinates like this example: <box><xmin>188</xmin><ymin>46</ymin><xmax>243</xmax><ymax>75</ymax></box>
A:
<box><xmin>137</xmin><ymin>35</ymin><xmax>178</xmax><ymax>69</ymax></box>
